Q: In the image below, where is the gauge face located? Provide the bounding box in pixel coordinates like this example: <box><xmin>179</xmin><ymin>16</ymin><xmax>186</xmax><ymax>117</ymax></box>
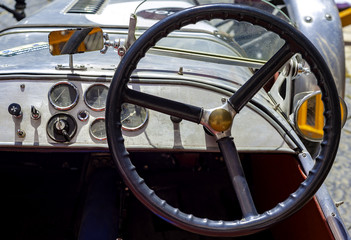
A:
<box><xmin>49</xmin><ymin>82</ymin><xmax>79</xmax><ymax>110</ymax></box>
<box><xmin>121</xmin><ymin>103</ymin><xmax>148</xmax><ymax>131</ymax></box>
<box><xmin>84</xmin><ymin>84</ymin><xmax>109</xmax><ymax>111</ymax></box>
<box><xmin>90</xmin><ymin>118</ymin><xmax>106</xmax><ymax>140</ymax></box>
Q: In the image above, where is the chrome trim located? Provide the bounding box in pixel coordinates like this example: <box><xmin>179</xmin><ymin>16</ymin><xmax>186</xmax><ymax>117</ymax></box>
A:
<box><xmin>77</xmin><ymin>110</ymin><xmax>89</xmax><ymax>122</ymax></box>
<box><xmin>293</xmin><ymin>90</ymin><xmax>348</xmax><ymax>141</ymax></box>
<box><xmin>121</xmin><ymin>104</ymin><xmax>149</xmax><ymax>132</ymax></box>
<box><xmin>84</xmin><ymin>83</ymin><xmax>109</xmax><ymax>111</ymax></box>
<box><xmin>200</xmin><ymin>101</ymin><xmax>236</xmax><ymax>140</ymax></box>
<box><xmin>90</xmin><ymin>117</ymin><xmax>107</xmax><ymax>141</ymax></box>
<box><xmin>293</xmin><ymin>91</ymin><xmax>322</xmax><ymax>142</ymax></box>
<box><xmin>48</xmin><ymin>81</ymin><xmax>79</xmax><ymax>111</ymax></box>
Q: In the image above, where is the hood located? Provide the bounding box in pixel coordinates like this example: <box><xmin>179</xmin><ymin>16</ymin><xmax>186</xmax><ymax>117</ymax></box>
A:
<box><xmin>12</xmin><ymin>0</ymin><xmax>214</xmax><ymax>32</ymax></box>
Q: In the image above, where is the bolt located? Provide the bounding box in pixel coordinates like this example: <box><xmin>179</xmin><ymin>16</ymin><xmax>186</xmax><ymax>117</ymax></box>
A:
<box><xmin>335</xmin><ymin>201</ymin><xmax>344</xmax><ymax>207</ymax></box>
<box><xmin>304</xmin><ymin>16</ymin><xmax>313</xmax><ymax>23</ymax></box>
<box><xmin>178</xmin><ymin>67</ymin><xmax>183</xmax><ymax>75</ymax></box>
<box><xmin>20</xmin><ymin>84</ymin><xmax>25</xmax><ymax>90</ymax></box>
<box><xmin>17</xmin><ymin>129</ymin><xmax>26</xmax><ymax>138</ymax></box>
<box><xmin>170</xmin><ymin>115</ymin><xmax>182</xmax><ymax>123</ymax></box>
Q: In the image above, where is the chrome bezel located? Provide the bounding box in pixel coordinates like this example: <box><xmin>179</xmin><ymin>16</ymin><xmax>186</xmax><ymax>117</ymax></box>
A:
<box><xmin>121</xmin><ymin>103</ymin><xmax>149</xmax><ymax>131</ymax></box>
<box><xmin>90</xmin><ymin>117</ymin><xmax>107</xmax><ymax>141</ymax></box>
<box><xmin>48</xmin><ymin>81</ymin><xmax>79</xmax><ymax>111</ymax></box>
<box><xmin>77</xmin><ymin>110</ymin><xmax>89</xmax><ymax>122</ymax></box>
<box><xmin>294</xmin><ymin>91</ymin><xmax>348</xmax><ymax>142</ymax></box>
<box><xmin>84</xmin><ymin>84</ymin><xmax>109</xmax><ymax>111</ymax></box>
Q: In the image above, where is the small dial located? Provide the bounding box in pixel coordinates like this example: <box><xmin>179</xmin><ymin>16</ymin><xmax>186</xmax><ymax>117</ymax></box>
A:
<box><xmin>90</xmin><ymin>118</ymin><xmax>106</xmax><ymax>140</ymax></box>
<box><xmin>84</xmin><ymin>84</ymin><xmax>109</xmax><ymax>111</ymax></box>
<box><xmin>47</xmin><ymin>113</ymin><xmax>77</xmax><ymax>142</ymax></box>
<box><xmin>121</xmin><ymin>103</ymin><xmax>148</xmax><ymax>131</ymax></box>
<box><xmin>48</xmin><ymin>82</ymin><xmax>79</xmax><ymax>110</ymax></box>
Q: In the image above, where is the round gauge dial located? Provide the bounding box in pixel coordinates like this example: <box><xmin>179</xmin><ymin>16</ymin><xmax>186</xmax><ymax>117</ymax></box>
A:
<box><xmin>90</xmin><ymin>118</ymin><xmax>106</xmax><ymax>140</ymax></box>
<box><xmin>121</xmin><ymin>103</ymin><xmax>148</xmax><ymax>131</ymax></box>
<box><xmin>84</xmin><ymin>84</ymin><xmax>109</xmax><ymax>111</ymax></box>
<box><xmin>49</xmin><ymin>82</ymin><xmax>79</xmax><ymax>110</ymax></box>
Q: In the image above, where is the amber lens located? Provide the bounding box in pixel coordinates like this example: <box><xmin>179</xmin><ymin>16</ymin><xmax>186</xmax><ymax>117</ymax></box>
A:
<box><xmin>296</xmin><ymin>93</ymin><xmax>347</xmax><ymax>141</ymax></box>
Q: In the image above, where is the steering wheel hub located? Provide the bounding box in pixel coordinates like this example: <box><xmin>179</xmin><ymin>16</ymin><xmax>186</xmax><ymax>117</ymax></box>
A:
<box><xmin>208</xmin><ymin>108</ymin><xmax>233</xmax><ymax>132</ymax></box>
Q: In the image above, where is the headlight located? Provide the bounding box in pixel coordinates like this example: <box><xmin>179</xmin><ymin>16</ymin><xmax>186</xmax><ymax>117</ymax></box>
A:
<box><xmin>294</xmin><ymin>91</ymin><xmax>347</xmax><ymax>141</ymax></box>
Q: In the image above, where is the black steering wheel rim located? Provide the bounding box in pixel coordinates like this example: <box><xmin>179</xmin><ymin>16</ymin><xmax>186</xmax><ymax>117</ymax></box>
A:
<box><xmin>106</xmin><ymin>4</ymin><xmax>341</xmax><ymax>237</ymax></box>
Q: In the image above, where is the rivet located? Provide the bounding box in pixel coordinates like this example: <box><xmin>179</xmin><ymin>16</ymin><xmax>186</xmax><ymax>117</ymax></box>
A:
<box><xmin>304</xmin><ymin>16</ymin><xmax>313</xmax><ymax>23</ymax></box>
<box><xmin>325</xmin><ymin>14</ymin><xmax>332</xmax><ymax>21</ymax></box>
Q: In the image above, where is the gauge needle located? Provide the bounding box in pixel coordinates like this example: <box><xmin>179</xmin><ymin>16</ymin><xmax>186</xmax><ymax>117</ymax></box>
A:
<box><xmin>98</xmin><ymin>88</ymin><xmax>101</xmax><ymax>107</ymax></box>
<box><xmin>121</xmin><ymin>111</ymin><xmax>136</xmax><ymax>122</ymax></box>
<box><xmin>55</xmin><ymin>89</ymin><xmax>66</xmax><ymax>102</ymax></box>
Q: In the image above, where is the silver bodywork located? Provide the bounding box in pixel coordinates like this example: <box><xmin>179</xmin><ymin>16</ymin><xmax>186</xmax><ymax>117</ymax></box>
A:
<box><xmin>285</xmin><ymin>0</ymin><xmax>345</xmax><ymax>97</ymax></box>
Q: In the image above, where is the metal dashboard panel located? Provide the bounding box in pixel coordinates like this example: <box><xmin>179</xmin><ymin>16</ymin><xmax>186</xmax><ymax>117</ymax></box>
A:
<box><xmin>0</xmin><ymin>79</ymin><xmax>291</xmax><ymax>152</ymax></box>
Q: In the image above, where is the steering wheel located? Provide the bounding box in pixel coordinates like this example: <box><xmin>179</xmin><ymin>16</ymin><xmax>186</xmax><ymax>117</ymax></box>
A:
<box><xmin>106</xmin><ymin>4</ymin><xmax>341</xmax><ymax>237</ymax></box>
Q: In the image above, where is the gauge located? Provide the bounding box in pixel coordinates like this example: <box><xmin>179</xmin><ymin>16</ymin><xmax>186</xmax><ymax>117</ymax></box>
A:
<box><xmin>121</xmin><ymin>103</ymin><xmax>148</xmax><ymax>131</ymax></box>
<box><xmin>84</xmin><ymin>84</ymin><xmax>109</xmax><ymax>111</ymax></box>
<box><xmin>48</xmin><ymin>82</ymin><xmax>79</xmax><ymax>110</ymax></box>
<box><xmin>90</xmin><ymin>118</ymin><xmax>106</xmax><ymax>140</ymax></box>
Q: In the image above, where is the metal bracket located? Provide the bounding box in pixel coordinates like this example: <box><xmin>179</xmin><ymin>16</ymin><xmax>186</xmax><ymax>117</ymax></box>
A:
<box><xmin>55</xmin><ymin>54</ymin><xmax>87</xmax><ymax>71</ymax></box>
<box><xmin>100</xmin><ymin>14</ymin><xmax>137</xmax><ymax>57</ymax></box>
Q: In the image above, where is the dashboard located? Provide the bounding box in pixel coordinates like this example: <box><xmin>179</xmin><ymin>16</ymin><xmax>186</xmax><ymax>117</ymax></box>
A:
<box><xmin>1</xmin><ymin>78</ymin><xmax>150</xmax><ymax>150</ymax></box>
<box><xmin>0</xmin><ymin>76</ymin><xmax>291</xmax><ymax>152</ymax></box>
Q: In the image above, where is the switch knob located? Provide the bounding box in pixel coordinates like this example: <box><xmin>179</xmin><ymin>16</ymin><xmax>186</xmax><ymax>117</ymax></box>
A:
<box><xmin>31</xmin><ymin>106</ymin><xmax>41</xmax><ymax>120</ymax></box>
<box><xmin>8</xmin><ymin>103</ymin><xmax>22</xmax><ymax>117</ymax></box>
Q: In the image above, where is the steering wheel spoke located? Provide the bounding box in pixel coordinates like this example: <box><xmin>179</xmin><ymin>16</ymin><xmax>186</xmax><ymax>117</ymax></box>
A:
<box><xmin>228</xmin><ymin>43</ymin><xmax>293</xmax><ymax>113</ymax></box>
<box><xmin>218</xmin><ymin>137</ymin><xmax>258</xmax><ymax>218</ymax></box>
<box><xmin>124</xmin><ymin>88</ymin><xmax>203</xmax><ymax>124</ymax></box>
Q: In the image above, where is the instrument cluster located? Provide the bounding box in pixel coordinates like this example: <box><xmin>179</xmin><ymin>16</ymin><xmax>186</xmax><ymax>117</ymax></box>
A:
<box><xmin>47</xmin><ymin>81</ymin><xmax>148</xmax><ymax>143</ymax></box>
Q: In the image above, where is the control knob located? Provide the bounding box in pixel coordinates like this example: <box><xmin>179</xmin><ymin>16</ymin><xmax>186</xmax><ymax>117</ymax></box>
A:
<box><xmin>54</xmin><ymin>119</ymin><xmax>71</xmax><ymax>141</ymax></box>
<box><xmin>47</xmin><ymin>113</ymin><xmax>77</xmax><ymax>143</ymax></box>
<box><xmin>8</xmin><ymin>103</ymin><xmax>22</xmax><ymax>117</ymax></box>
<box><xmin>31</xmin><ymin>106</ymin><xmax>41</xmax><ymax>120</ymax></box>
